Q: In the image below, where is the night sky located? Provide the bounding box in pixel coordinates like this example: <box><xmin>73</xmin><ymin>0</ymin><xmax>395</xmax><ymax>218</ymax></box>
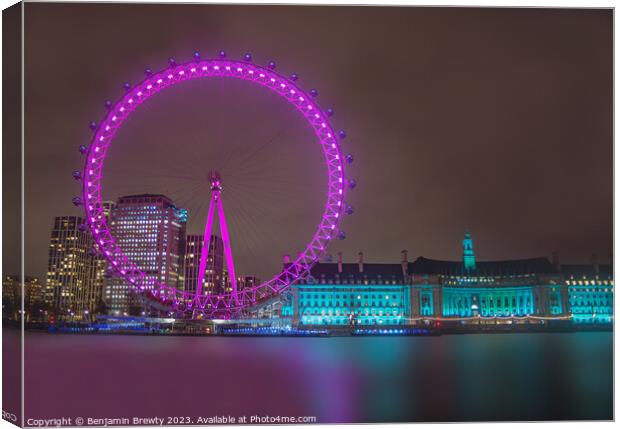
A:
<box><xmin>7</xmin><ymin>4</ymin><xmax>613</xmax><ymax>280</ymax></box>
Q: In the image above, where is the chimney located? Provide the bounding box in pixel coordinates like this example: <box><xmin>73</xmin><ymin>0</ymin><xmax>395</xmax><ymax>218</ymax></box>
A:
<box><xmin>591</xmin><ymin>253</ymin><xmax>600</xmax><ymax>274</ymax></box>
<box><xmin>552</xmin><ymin>251</ymin><xmax>560</xmax><ymax>272</ymax></box>
<box><xmin>337</xmin><ymin>252</ymin><xmax>343</xmax><ymax>273</ymax></box>
<box><xmin>358</xmin><ymin>251</ymin><xmax>364</xmax><ymax>273</ymax></box>
<box><xmin>401</xmin><ymin>249</ymin><xmax>409</xmax><ymax>279</ymax></box>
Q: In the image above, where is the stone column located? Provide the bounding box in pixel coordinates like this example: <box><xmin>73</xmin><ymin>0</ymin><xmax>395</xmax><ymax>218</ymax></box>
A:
<box><xmin>409</xmin><ymin>282</ymin><xmax>420</xmax><ymax>318</ymax></box>
<box><xmin>292</xmin><ymin>286</ymin><xmax>300</xmax><ymax>326</ymax></box>
<box><xmin>433</xmin><ymin>283</ymin><xmax>443</xmax><ymax>317</ymax></box>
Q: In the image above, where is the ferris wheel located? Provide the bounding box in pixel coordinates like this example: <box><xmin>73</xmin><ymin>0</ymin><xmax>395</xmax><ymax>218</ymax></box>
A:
<box><xmin>74</xmin><ymin>50</ymin><xmax>356</xmax><ymax>318</ymax></box>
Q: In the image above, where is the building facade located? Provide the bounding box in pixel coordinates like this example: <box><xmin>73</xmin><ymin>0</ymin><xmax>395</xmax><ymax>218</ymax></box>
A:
<box><xmin>282</xmin><ymin>252</ymin><xmax>411</xmax><ymax>326</ymax></box>
<box><xmin>409</xmin><ymin>254</ymin><xmax>567</xmax><ymax>319</ymax></box>
<box><xmin>2</xmin><ymin>275</ymin><xmax>44</xmax><ymax>321</ymax></box>
<box><xmin>563</xmin><ymin>261</ymin><xmax>613</xmax><ymax>324</ymax></box>
<box><xmin>278</xmin><ymin>234</ymin><xmax>612</xmax><ymax>327</ymax></box>
<box><xmin>2</xmin><ymin>275</ymin><xmax>20</xmax><ymax>318</ymax></box>
<box><xmin>183</xmin><ymin>234</ymin><xmax>224</xmax><ymax>295</ymax></box>
<box><xmin>105</xmin><ymin>194</ymin><xmax>187</xmax><ymax>314</ymax></box>
<box><xmin>44</xmin><ymin>216</ymin><xmax>102</xmax><ymax>320</ymax></box>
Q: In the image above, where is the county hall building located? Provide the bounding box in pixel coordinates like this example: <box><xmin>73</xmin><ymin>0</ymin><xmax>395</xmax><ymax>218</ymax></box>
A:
<box><xmin>280</xmin><ymin>233</ymin><xmax>613</xmax><ymax>326</ymax></box>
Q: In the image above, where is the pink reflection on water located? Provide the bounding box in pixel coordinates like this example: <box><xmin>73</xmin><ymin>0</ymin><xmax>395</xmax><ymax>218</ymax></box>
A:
<box><xmin>18</xmin><ymin>330</ymin><xmax>613</xmax><ymax>423</ymax></box>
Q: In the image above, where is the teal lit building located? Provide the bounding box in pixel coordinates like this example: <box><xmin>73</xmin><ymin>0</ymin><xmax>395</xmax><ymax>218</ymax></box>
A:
<box><xmin>563</xmin><ymin>261</ymin><xmax>613</xmax><ymax>324</ymax></box>
<box><xmin>410</xmin><ymin>259</ymin><xmax>566</xmax><ymax>318</ymax></box>
<box><xmin>409</xmin><ymin>237</ymin><xmax>568</xmax><ymax>318</ymax></box>
<box><xmin>282</xmin><ymin>252</ymin><xmax>411</xmax><ymax>326</ymax></box>
<box><xmin>462</xmin><ymin>231</ymin><xmax>476</xmax><ymax>272</ymax></box>
<box><xmin>278</xmin><ymin>233</ymin><xmax>612</xmax><ymax>326</ymax></box>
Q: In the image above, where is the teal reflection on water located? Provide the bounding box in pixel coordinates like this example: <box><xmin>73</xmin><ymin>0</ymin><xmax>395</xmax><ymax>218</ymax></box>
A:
<box><xmin>23</xmin><ymin>331</ymin><xmax>613</xmax><ymax>423</ymax></box>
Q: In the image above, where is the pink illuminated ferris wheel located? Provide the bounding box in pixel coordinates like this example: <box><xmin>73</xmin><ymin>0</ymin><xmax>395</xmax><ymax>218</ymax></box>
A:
<box><xmin>73</xmin><ymin>50</ymin><xmax>355</xmax><ymax>318</ymax></box>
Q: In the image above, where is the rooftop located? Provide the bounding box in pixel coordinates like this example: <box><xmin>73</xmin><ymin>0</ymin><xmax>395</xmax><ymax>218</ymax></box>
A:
<box><xmin>309</xmin><ymin>262</ymin><xmax>406</xmax><ymax>280</ymax></box>
<box><xmin>118</xmin><ymin>194</ymin><xmax>174</xmax><ymax>202</ymax></box>
<box><xmin>561</xmin><ymin>263</ymin><xmax>613</xmax><ymax>278</ymax></box>
<box><xmin>410</xmin><ymin>256</ymin><xmax>557</xmax><ymax>277</ymax></box>
<box><xmin>301</xmin><ymin>255</ymin><xmax>608</xmax><ymax>281</ymax></box>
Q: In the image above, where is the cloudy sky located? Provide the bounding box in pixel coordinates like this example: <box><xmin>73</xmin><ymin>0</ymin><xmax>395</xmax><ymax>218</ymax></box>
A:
<box><xmin>5</xmin><ymin>4</ymin><xmax>612</xmax><ymax>280</ymax></box>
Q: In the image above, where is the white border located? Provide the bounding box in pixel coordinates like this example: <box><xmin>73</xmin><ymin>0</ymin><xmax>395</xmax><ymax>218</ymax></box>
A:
<box><xmin>0</xmin><ymin>2</ymin><xmax>616</xmax><ymax>429</ymax></box>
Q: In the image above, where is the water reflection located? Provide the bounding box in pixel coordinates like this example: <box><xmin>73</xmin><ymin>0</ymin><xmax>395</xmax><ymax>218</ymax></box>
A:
<box><xmin>16</xmin><ymin>331</ymin><xmax>612</xmax><ymax>423</ymax></box>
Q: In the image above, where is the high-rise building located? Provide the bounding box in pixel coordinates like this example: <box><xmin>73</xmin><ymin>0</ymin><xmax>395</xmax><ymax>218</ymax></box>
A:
<box><xmin>238</xmin><ymin>275</ymin><xmax>260</xmax><ymax>293</ymax></box>
<box><xmin>101</xmin><ymin>200</ymin><xmax>116</xmax><ymax>221</ymax></box>
<box><xmin>184</xmin><ymin>234</ymin><xmax>224</xmax><ymax>295</ymax></box>
<box><xmin>44</xmin><ymin>216</ymin><xmax>102</xmax><ymax>320</ymax></box>
<box><xmin>97</xmin><ymin>201</ymin><xmax>116</xmax><ymax>315</ymax></box>
<box><xmin>2</xmin><ymin>275</ymin><xmax>44</xmax><ymax>321</ymax></box>
<box><xmin>105</xmin><ymin>194</ymin><xmax>186</xmax><ymax>314</ymax></box>
<box><xmin>2</xmin><ymin>275</ymin><xmax>21</xmax><ymax>321</ymax></box>
<box><xmin>25</xmin><ymin>276</ymin><xmax>44</xmax><ymax>317</ymax></box>
<box><xmin>2</xmin><ymin>276</ymin><xmax>16</xmax><ymax>305</ymax></box>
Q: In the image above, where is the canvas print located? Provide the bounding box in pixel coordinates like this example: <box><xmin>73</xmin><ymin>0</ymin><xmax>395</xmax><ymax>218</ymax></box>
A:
<box><xmin>2</xmin><ymin>2</ymin><xmax>613</xmax><ymax>426</ymax></box>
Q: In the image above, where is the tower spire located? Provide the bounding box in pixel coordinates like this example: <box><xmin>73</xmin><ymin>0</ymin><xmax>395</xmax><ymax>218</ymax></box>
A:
<box><xmin>197</xmin><ymin>171</ymin><xmax>239</xmax><ymax>304</ymax></box>
<box><xmin>462</xmin><ymin>231</ymin><xmax>476</xmax><ymax>272</ymax></box>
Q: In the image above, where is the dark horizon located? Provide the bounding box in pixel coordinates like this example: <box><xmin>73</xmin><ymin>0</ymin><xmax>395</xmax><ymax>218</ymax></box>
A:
<box><xmin>4</xmin><ymin>4</ymin><xmax>613</xmax><ymax>281</ymax></box>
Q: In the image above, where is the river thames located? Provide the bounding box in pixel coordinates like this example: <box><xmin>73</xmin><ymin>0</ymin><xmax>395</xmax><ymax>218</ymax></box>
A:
<box><xmin>8</xmin><ymin>330</ymin><xmax>613</xmax><ymax>423</ymax></box>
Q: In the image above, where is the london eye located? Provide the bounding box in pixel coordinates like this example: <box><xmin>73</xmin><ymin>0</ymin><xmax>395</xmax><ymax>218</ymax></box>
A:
<box><xmin>74</xmin><ymin>51</ymin><xmax>356</xmax><ymax>318</ymax></box>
